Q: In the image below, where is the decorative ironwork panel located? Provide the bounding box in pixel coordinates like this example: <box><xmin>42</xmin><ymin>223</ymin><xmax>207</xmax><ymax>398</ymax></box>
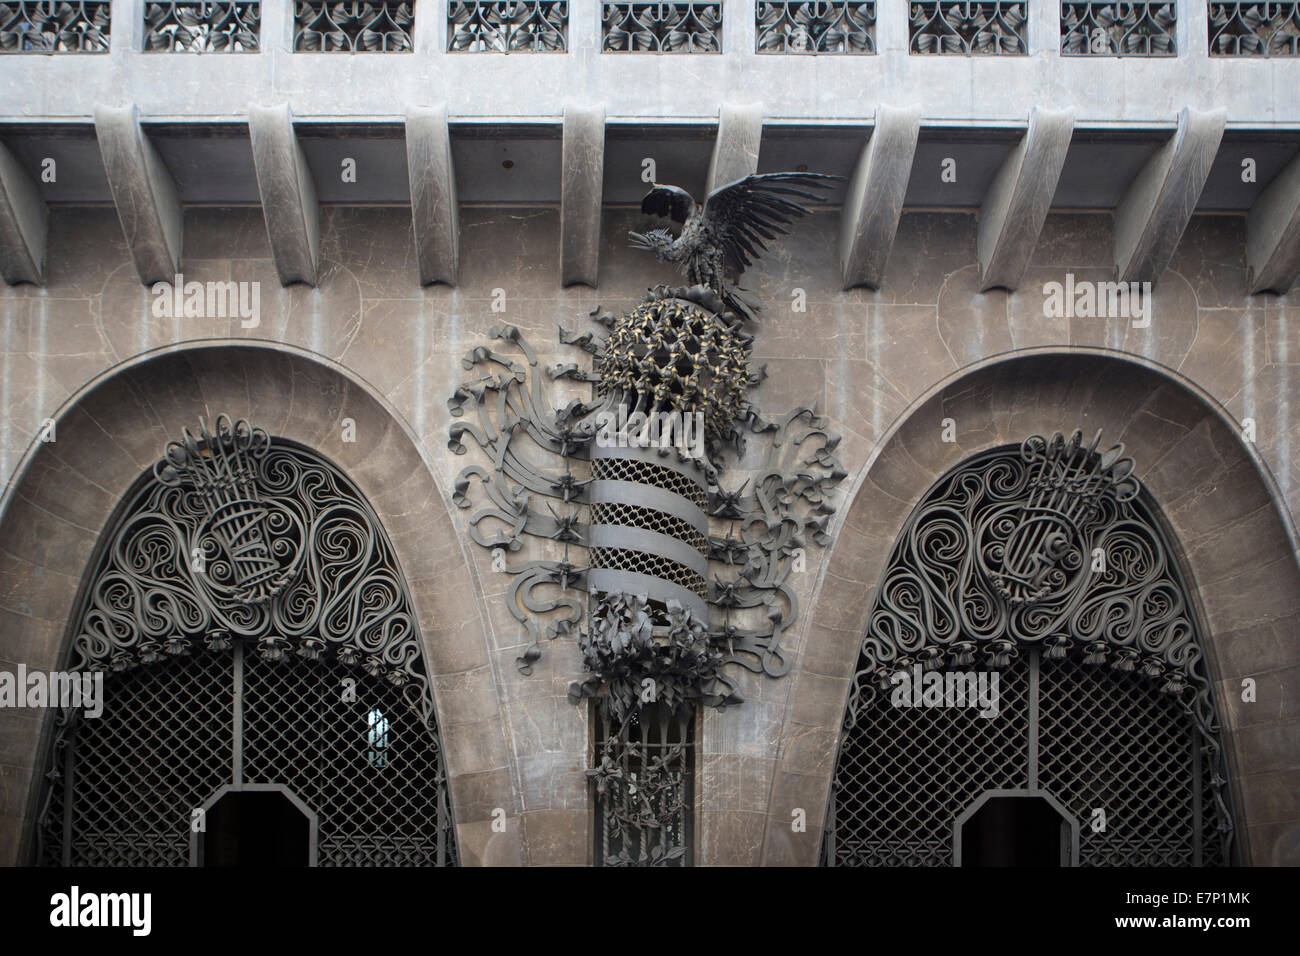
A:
<box><xmin>1061</xmin><ymin>1</ymin><xmax>1176</xmax><ymax>55</ymax></box>
<box><xmin>294</xmin><ymin>1</ymin><xmax>414</xmax><ymax>51</ymax></box>
<box><xmin>602</xmin><ymin>2</ymin><xmax>722</xmax><ymax>52</ymax></box>
<box><xmin>908</xmin><ymin>1</ymin><xmax>1028</xmax><ymax>54</ymax></box>
<box><xmin>825</xmin><ymin>657</ymin><xmax>1031</xmax><ymax>866</ymax></box>
<box><xmin>37</xmin><ymin>653</ymin><xmax>234</xmax><ymax>867</ymax></box>
<box><xmin>591</xmin><ymin>703</ymin><xmax>695</xmax><ymax>866</ymax></box>
<box><xmin>34</xmin><ymin>417</ymin><xmax>456</xmax><ymax>866</ymax></box>
<box><xmin>823</xmin><ymin>438</ymin><xmax>1236</xmax><ymax>866</ymax></box>
<box><xmin>1038</xmin><ymin>657</ymin><xmax>1227</xmax><ymax>865</ymax></box>
<box><xmin>756</xmin><ymin>1</ymin><xmax>876</xmax><ymax>53</ymax></box>
<box><xmin>1209</xmin><ymin>1</ymin><xmax>1300</xmax><ymax>55</ymax></box>
<box><xmin>144</xmin><ymin>1</ymin><xmax>260</xmax><ymax>51</ymax></box>
<box><xmin>449</xmin><ymin>0</ymin><xmax>567</xmax><ymax>51</ymax></box>
<box><xmin>242</xmin><ymin>652</ymin><xmax>454</xmax><ymax>866</ymax></box>
<box><xmin>0</xmin><ymin>0</ymin><xmax>110</xmax><ymax>52</ymax></box>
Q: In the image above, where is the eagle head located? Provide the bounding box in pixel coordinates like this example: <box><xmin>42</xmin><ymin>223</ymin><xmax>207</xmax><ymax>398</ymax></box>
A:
<box><xmin>627</xmin><ymin>228</ymin><xmax>676</xmax><ymax>262</ymax></box>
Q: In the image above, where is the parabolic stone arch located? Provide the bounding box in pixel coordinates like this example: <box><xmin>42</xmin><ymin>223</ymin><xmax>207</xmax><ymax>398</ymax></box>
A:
<box><xmin>765</xmin><ymin>348</ymin><xmax>1300</xmax><ymax>867</ymax></box>
<box><xmin>0</xmin><ymin>342</ymin><xmax>515</xmax><ymax>866</ymax></box>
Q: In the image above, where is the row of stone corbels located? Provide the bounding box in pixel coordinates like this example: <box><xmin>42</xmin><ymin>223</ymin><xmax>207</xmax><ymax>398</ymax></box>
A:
<box><xmin>1</xmin><ymin>101</ymin><xmax>1297</xmax><ymax>294</ymax></box>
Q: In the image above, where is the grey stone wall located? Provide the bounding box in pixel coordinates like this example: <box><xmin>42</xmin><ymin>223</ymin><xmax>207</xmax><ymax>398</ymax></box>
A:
<box><xmin>0</xmin><ymin>204</ymin><xmax>1297</xmax><ymax>866</ymax></box>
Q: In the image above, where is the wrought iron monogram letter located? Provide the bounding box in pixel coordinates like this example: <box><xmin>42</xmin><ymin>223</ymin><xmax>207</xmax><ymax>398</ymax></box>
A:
<box><xmin>986</xmin><ymin>430</ymin><xmax>1139</xmax><ymax>607</ymax></box>
<box><xmin>154</xmin><ymin>416</ymin><xmax>299</xmax><ymax>606</ymax></box>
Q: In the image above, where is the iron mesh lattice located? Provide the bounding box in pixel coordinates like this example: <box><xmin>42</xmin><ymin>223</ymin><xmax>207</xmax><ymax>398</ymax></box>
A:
<box><xmin>590</xmin><ymin>501</ymin><xmax>709</xmax><ymax>553</ymax></box>
<box><xmin>1038</xmin><ymin>656</ymin><xmax>1224</xmax><ymax>866</ymax></box>
<box><xmin>38</xmin><ymin>653</ymin><xmax>234</xmax><ymax>867</ymax></box>
<box><xmin>825</xmin><ymin>649</ymin><xmax>1232</xmax><ymax>866</ymax></box>
<box><xmin>590</xmin><ymin>457</ymin><xmax>708</xmax><ymax>509</ymax></box>
<box><xmin>39</xmin><ymin>646</ymin><xmax>455</xmax><ymax>866</ymax></box>
<box><xmin>589</xmin><ymin>546</ymin><xmax>709</xmax><ymax>595</ymax></box>
<box><xmin>827</xmin><ymin>657</ymin><xmax>1031</xmax><ymax>866</ymax></box>
<box><xmin>242</xmin><ymin>652</ymin><xmax>454</xmax><ymax>866</ymax></box>
<box><xmin>592</xmin><ymin>703</ymin><xmax>695</xmax><ymax>866</ymax></box>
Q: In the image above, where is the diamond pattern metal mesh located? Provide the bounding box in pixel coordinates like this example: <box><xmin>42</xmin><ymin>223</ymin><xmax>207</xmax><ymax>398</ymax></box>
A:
<box><xmin>1038</xmin><ymin>656</ymin><xmax>1224</xmax><ymax>866</ymax></box>
<box><xmin>824</xmin><ymin>650</ymin><xmax>1232</xmax><ymax>866</ymax></box>
<box><xmin>591</xmin><ymin>457</ymin><xmax>708</xmax><ymax>509</ymax></box>
<box><xmin>589</xmin><ymin>545</ymin><xmax>708</xmax><ymax>596</ymax></box>
<box><xmin>242</xmin><ymin>652</ymin><xmax>454</xmax><ymax>866</ymax></box>
<box><xmin>39</xmin><ymin>652</ymin><xmax>234</xmax><ymax>867</ymax></box>
<box><xmin>38</xmin><ymin>645</ymin><xmax>455</xmax><ymax>866</ymax></box>
<box><xmin>590</xmin><ymin>501</ymin><xmax>708</xmax><ymax>553</ymax></box>
<box><xmin>826</xmin><ymin>656</ymin><xmax>1030</xmax><ymax>866</ymax></box>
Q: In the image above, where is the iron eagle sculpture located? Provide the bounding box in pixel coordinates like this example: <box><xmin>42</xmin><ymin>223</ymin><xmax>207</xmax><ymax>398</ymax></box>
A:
<box><xmin>628</xmin><ymin>171</ymin><xmax>840</xmax><ymax>322</ymax></box>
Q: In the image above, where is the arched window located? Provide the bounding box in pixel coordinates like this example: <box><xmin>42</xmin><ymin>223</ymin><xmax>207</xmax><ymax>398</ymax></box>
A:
<box><xmin>31</xmin><ymin>416</ymin><xmax>457</xmax><ymax>866</ymax></box>
<box><xmin>822</xmin><ymin>433</ymin><xmax>1237</xmax><ymax>866</ymax></box>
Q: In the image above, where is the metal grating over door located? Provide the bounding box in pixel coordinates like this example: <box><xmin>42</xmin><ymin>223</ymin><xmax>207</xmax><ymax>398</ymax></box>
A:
<box><xmin>242</xmin><ymin>651</ymin><xmax>454</xmax><ymax>866</ymax></box>
<box><xmin>821</xmin><ymin>438</ymin><xmax>1237</xmax><ymax>867</ymax></box>
<box><xmin>823</xmin><ymin>647</ymin><xmax>1233</xmax><ymax>866</ymax></box>
<box><xmin>38</xmin><ymin>642</ymin><xmax>455</xmax><ymax>866</ymax></box>
<box><xmin>1038</xmin><ymin>656</ymin><xmax>1224</xmax><ymax>866</ymax></box>
<box><xmin>591</xmin><ymin>703</ymin><xmax>695</xmax><ymax>866</ymax></box>
<box><xmin>825</xmin><ymin>656</ymin><xmax>1031</xmax><ymax>866</ymax></box>
<box><xmin>38</xmin><ymin>652</ymin><xmax>233</xmax><ymax>867</ymax></box>
<box><xmin>32</xmin><ymin>421</ymin><xmax>457</xmax><ymax>867</ymax></box>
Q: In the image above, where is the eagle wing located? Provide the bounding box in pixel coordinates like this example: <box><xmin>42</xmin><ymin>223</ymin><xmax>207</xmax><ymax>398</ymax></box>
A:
<box><xmin>701</xmin><ymin>172</ymin><xmax>839</xmax><ymax>277</ymax></box>
<box><xmin>640</xmin><ymin>184</ymin><xmax>696</xmax><ymax>224</ymax></box>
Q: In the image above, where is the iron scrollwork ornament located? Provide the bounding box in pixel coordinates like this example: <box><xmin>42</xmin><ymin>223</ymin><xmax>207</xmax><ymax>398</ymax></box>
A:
<box><xmin>450</xmin><ymin>170</ymin><xmax>844</xmax><ymax>863</ymax></box>
<box><xmin>841</xmin><ymin>432</ymin><xmax>1235</xmax><ymax>857</ymax></box>
<box><xmin>0</xmin><ymin>0</ymin><xmax>110</xmax><ymax>52</ymax></box>
<box><xmin>71</xmin><ymin>415</ymin><xmax>438</xmax><ymax>725</ymax></box>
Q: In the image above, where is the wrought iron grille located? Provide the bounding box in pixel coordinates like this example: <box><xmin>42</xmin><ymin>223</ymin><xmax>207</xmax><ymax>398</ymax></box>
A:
<box><xmin>1038</xmin><ymin>655</ymin><xmax>1226</xmax><ymax>866</ymax></box>
<box><xmin>1061</xmin><ymin>1</ymin><xmax>1176</xmax><ymax>55</ymax></box>
<box><xmin>144</xmin><ymin>1</ymin><xmax>259</xmax><ymax>51</ymax></box>
<box><xmin>908</xmin><ymin>1</ymin><xmax>1028</xmax><ymax>54</ymax></box>
<box><xmin>591</xmin><ymin>703</ymin><xmax>695</xmax><ymax>865</ymax></box>
<box><xmin>0</xmin><ymin>0</ymin><xmax>110</xmax><ymax>52</ymax></box>
<box><xmin>826</xmin><ymin>656</ymin><xmax>1031</xmax><ymax>866</ymax></box>
<box><xmin>38</xmin><ymin>643</ymin><xmax>455</xmax><ymax>866</ymax></box>
<box><xmin>448</xmin><ymin>0</ymin><xmax>567</xmax><ymax>51</ymax></box>
<box><xmin>38</xmin><ymin>653</ymin><xmax>234</xmax><ymax>867</ymax></box>
<box><xmin>756</xmin><ymin>1</ymin><xmax>877</xmax><ymax>53</ymax></box>
<box><xmin>822</xmin><ymin>440</ymin><xmax>1235</xmax><ymax>866</ymax></box>
<box><xmin>1209</xmin><ymin>1</ymin><xmax>1300</xmax><ymax>55</ymax></box>
<box><xmin>32</xmin><ymin>423</ymin><xmax>456</xmax><ymax>866</ymax></box>
<box><xmin>294</xmin><ymin>1</ymin><xmax>413</xmax><ymax>51</ymax></box>
<box><xmin>601</xmin><ymin>2</ymin><xmax>722</xmax><ymax>52</ymax></box>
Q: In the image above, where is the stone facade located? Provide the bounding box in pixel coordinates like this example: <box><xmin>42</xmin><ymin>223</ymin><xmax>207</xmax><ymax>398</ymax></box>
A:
<box><xmin>0</xmin><ymin>203</ymin><xmax>1297</xmax><ymax>866</ymax></box>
